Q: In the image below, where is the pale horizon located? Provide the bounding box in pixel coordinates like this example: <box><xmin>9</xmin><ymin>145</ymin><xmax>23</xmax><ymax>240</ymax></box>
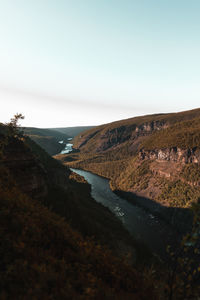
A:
<box><xmin>0</xmin><ymin>1</ymin><xmax>200</xmax><ymax>127</ymax></box>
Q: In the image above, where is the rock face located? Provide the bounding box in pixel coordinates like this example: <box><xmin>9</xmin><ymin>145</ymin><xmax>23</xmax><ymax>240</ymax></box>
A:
<box><xmin>135</xmin><ymin>121</ymin><xmax>168</xmax><ymax>136</ymax></box>
<box><xmin>2</xmin><ymin>137</ymin><xmax>48</xmax><ymax>199</ymax></box>
<box><xmin>96</xmin><ymin>121</ymin><xmax>168</xmax><ymax>152</ymax></box>
<box><xmin>139</xmin><ymin>147</ymin><xmax>200</xmax><ymax>164</ymax></box>
<box><xmin>75</xmin><ymin>121</ymin><xmax>168</xmax><ymax>153</ymax></box>
<box><xmin>96</xmin><ymin>125</ymin><xmax>136</xmax><ymax>152</ymax></box>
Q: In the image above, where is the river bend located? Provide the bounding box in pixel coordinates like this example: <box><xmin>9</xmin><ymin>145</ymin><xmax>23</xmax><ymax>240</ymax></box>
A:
<box><xmin>71</xmin><ymin>168</ymin><xmax>178</xmax><ymax>259</ymax></box>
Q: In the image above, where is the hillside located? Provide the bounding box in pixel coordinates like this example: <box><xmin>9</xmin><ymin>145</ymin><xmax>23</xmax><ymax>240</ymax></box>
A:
<box><xmin>72</xmin><ymin>108</ymin><xmax>200</xmax><ymax>153</ymax></box>
<box><xmin>0</xmin><ymin>174</ymin><xmax>154</xmax><ymax>299</ymax></box>
<box><xmin>24</xmin><ymin>127</ymin><xmax>70</xmax><ymax>155</ymax></box>
<box><xmin>56</xmin><ymin>108</ymin><xmax>200</xmax><ymax>224</ymax></box>
<box><xmin>0</xmin><ymin>121</ymin><xmax>160</xmax><ymax>299</ymax></box>
<box><xmin>51</xmin><ymin>126</ymin><xmax>95</xmax><ymax>137</ymax></box>
<box><xmin>2</xmin><ymin>117</ymin><xmax>200</xmax><ymax>298</ymax></box>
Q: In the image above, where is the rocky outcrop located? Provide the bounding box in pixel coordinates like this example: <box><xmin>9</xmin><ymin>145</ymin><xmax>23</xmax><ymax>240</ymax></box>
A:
<box><xmin>75</xmin><ymin>121</ymin><xmax>169</xmax><ymax>153</ymax></box>
<box><xmin>2</xmin><ymin>137</ymin><xmax>48</xmax><ymax>199</ymax></box>
<box><xmin>139</xmin><ymin>147</ymin><xmax>200</xmax><ymax>164</ymax></box>
<box><xmin>97</xmin><ymin>122</ymin><xmax>168</xmax><ymax>152</ymax></box>
<box><xmin>135</xmin><ymin>121</ymin><xmax>168</xmax><ymax>136</ymax></box>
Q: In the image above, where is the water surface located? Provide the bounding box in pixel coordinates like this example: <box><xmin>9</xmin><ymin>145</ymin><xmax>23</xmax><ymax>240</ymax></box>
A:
<box><xmin>71</xmin><ymin>168</ymin><xmax>177</xmax><ymax>258</ymax></box>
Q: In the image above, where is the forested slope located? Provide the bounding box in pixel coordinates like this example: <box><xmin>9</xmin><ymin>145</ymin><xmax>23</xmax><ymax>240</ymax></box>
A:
<box><xmin>57</xmin><ymin>108</ymin><xmax>200</xmax><ymax>213</ymax></box>
<box><xmin>24</xmin><ymin>127</ymin><xmax>69</xmax><ymax>155</ymax></box>
<box><xmin>0</xmin><ymin>121</ymin><xmax>157</xmax><ymax>299</ymax></box>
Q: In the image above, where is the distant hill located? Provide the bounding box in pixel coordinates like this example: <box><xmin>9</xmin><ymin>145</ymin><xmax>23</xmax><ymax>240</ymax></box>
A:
<box><xmin>50</xmin><ymin>126</ymin><xmax>95</xmax><ymax>137</ymax></box>
<box><xmin>24</xmin><ymin>127</ymin><xmax>70</xmax><ymax>140</ymax></box>
<box><xmin>24</xmin><ymin>127</ymin><xmax>70</xmax><ymax>155</ymax></box>
<box><xmin>24</xmin><ymin>126</ymin><xmax>95</xmax><ymax>156</ymax></box>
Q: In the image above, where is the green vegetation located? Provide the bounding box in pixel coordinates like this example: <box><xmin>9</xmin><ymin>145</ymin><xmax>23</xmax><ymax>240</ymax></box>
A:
<box><xmin>181</xmin><ymin>164</ymin><xmax>200</xmax><ymax>184</ymax></box>
<box><xmin>24</xmin><ymin>127</ymin><xmax>69</xmax><ymax>141</ymax></box>
<box><xmin>58</xmin><ymin>151</ymin><xmax>152</xmax><ymax>193</ymax></box>
<box><xmin>2</xmin><ymin>113</ymin><xmax>200</xmax><ymax>298</ymax></box>
<box><xmin>114</xmin><ymin>160</ymin><xmax>151</xmax><ymax>192</ymax></box>
<box><xmin>24</xmin><ymin>127</ymin><xmax>69</xmax><ymax>155</ymax></box>
<box><xmin>73</xmin><ymin>108</ymin><xmax>200</xmax><ymax>152</ymax></box>
<box><xmin>60</xmin><ymin>107</ymin><xmax>200</xmax><ymax>212</ymax></box>
<box><xmin>142</xmin><ymin>117</ymin><xmax>200</xmax><ymax>150</ymax></box>
<box><xmin>24</xmin><ymin>136</ymin><xmax>139</xmax><ymax>257</ymax></box>
<box><xmin>157</xmin><ymin>179</ymin><xmax>200</xmax><ymax>208</ymax></box>
<box><xmin>0</xmin><ymin>117</ymin><xmax>160</xmax><ymax>299</ymax></box>
<box><xmin>25</xmin><ymin>135</ymin><xmax>66</xmax><ymax>171</ymax></box>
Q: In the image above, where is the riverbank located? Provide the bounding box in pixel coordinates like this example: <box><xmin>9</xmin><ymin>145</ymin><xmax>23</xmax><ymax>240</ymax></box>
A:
<box><xmin>71</xmin><ymin>168</ymin><xmax>180</xmax><ymax>262</ymax></box>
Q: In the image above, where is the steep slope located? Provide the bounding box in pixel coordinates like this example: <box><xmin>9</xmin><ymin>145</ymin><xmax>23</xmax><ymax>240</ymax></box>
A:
<box><xmin>2</xmin><ymin>132</ymin><xmax>139</xmax><ymax>256</ymax></box>
<box><xmin>0</xmin><ymin>123</ymin><xmax>158</xmax><ymax>299</ymax></box>
<box><xmin>72</xmin><ymin>108</ymin><xmax>200</xmax><ymax>154</ymax></box>
<box><xmin>57</xmin><ymin>108</ymin><xmax>200</xmax><ymax>224</ymax></box>
<box><xmin>0</xmin><ymin>176</ymin><xmax>155</xmax><ymax>299</ymax></box>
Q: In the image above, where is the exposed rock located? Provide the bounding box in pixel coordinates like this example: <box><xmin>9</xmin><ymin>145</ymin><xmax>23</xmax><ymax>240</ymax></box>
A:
<box><xmin>76</xmin><ymin>121</ymin><xmax>168</xmax><ymax>153</ymax></box>
<box><xmin>135</xmin><ymin>121</ymin><xmax>168</xmax><ymax>136</ymax></box>
<box><xmin>139</xmin><ymin>147</ymin><xmax>200</xmax><ymax>164</ymax></box>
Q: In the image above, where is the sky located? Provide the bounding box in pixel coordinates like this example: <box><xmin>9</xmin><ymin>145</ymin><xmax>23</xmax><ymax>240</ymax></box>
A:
<box><xmin>0</xmin><ymin>0</ymin><xmax>200</xmax><ymax>127</ymax></box>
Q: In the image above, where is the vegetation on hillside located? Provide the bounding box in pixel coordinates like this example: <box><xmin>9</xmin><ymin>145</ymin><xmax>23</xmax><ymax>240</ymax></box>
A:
<box><xmin>0</xmin><ymin>178</ymin><xmax>156</xmax><ymax>299</ymax></box>
<box><xmin>2</xmin><ymin>113</ymin><xmax>200</xmax><ymax>298</ymax></box>
<box><xmin>181</xmin><ymin>164</ymin><xmax>200</xmax><ymax>184</ymax></box>
<box><xmin>24</xmin><ymin>127</ymin><xmax>69</xmax><ymax>141</ymax></box>
<box><xmin>157</xmin><ymin>178</ymin><xmax>200</xmax><ymax>208</ymax></box>
<box><xmin>0</xmin><ymin>116</ymin><xmax>162</xmax><ymax>298</ymax></box>
<box><xmin>72</xmin><ymin>108</ymin><xmax>200</xmax><ymax>152</ymax></box>
<box><xmin>25</xmin><ymin>137</ymin><xmax>140</xmax><ymax>256</ymax></box>
<box><xmin>142</xmin><ymin>117</ymin><xmax>200</xmax><ymax>150</ymax></box>
<box><xmin>60</xmin><ymin>108</ymin><xmax>200</xmax><ymax>211</ymax></box>
<box><xmin>24</xmin><ymin>127</ymin><xmax>69</xmax><ymax>155</ymax></box>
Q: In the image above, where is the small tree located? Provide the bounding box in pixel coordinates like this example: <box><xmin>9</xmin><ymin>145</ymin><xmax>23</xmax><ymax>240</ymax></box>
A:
<box><xmin>0</xmin><ymin>114</ymin><xmax>25</xmax><ymax>159</ymax></box>
<box><xmin>6</xmin><ymin>113</ymin><xmax>25</xmax><ymax>137</ymax></box>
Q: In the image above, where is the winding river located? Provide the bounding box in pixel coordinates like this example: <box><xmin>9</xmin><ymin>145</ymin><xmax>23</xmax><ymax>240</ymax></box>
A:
<box><xmin>71</xmin><ymin>168</ymin><xmax>178</xmax><ymax>259</ymax></box>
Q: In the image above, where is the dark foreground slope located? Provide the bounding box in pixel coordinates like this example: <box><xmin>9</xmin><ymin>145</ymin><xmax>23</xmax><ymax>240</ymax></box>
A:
<box><xmin>0</xmin><ymin>177</ymin><xmax>155</xmax><ymax>299</ymax></box>
<box><xmin>0</xmin><ymin>124</ymin><xmax>157</xmax><ymax>299</ymax></box>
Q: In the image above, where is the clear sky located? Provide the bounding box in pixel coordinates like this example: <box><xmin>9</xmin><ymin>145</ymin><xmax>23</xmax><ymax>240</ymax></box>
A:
<box><xmin>0</xmin><ymin>0</ymin><xmax>200</xmax><ymax>127</ymax></box>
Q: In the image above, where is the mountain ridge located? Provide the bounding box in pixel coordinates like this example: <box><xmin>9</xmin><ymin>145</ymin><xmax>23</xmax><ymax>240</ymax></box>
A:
<box><xmin>56</xmin><ymin>108</ymin><xmax>200</xmax><ymax>225</ymax></box>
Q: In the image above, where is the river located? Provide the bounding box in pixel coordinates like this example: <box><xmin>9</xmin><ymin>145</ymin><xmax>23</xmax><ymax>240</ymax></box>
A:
<box><xmin>71</xmin><ymin>168</ymin><xmax>178</xmax><ymax>259</ymax></box>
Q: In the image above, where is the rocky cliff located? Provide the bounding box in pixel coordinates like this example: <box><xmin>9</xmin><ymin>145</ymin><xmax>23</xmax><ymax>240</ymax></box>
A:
<box><xmin>62</xmin><ymin>108</ymin><xmax>200</xmax><ymax>212</ymax></box>
<box><xmin>139</xmin><ymin>147</ymin><xmax>200</xmax><ymax>164</ymax></box>
<box><xmin>73</xmin><ymin>108</ymin><xmax>200</xmax><ymax>155</ymax></box>
<box><xmin>74</xmin><ymin>119</ymin><xmax>168</xmax><ymax>153</ymax></box>
<box><xmin>135</xmin><ymin>120</ymin><xmax>168</xmax><ymax>136</ymax></box>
